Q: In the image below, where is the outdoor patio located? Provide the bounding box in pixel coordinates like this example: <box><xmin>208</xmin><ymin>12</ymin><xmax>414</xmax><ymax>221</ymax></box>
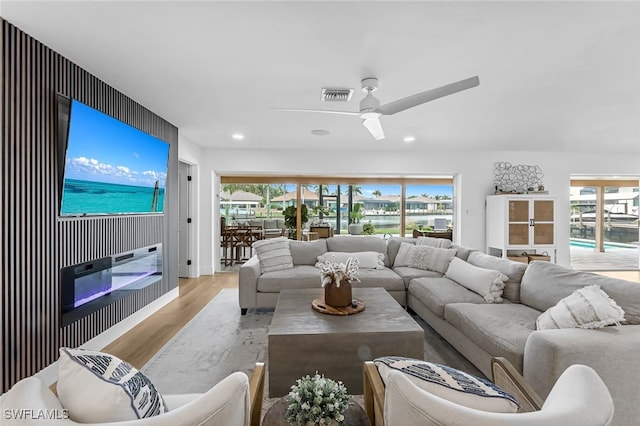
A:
<box><xmin>571</xmin><ymin>245</ymin><xmax>639</xmax><ymax>270</ymax></box>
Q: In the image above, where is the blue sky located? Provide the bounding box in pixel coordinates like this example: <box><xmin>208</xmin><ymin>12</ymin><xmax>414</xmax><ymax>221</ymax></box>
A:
<box><xmin>283</xmin><ymin>184</ymin><xmax>453</xmax><ymax>198</ymax></box>
<box><xmin>64</xmin><ymin>100</ymin><xmax>170</xmax><ymax>188</ymax></box>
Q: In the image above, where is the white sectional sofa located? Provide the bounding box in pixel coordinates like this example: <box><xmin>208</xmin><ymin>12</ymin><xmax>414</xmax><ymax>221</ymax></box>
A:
<box><xmin>239</xmin><ymin>236</ymin><xmax>408</xmax><ymax>312</ymax></box>
<box><xmin>239</xmin><ymin>235</ymin><xmax>640</xmax><ymax>425</ymax></box>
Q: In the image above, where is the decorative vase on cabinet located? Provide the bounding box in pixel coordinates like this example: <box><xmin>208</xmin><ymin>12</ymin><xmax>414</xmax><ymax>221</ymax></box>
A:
<box><xmin>486</xmin><ymin>195</ymin><xmax>557</xmax><ymax>262</ymax></box>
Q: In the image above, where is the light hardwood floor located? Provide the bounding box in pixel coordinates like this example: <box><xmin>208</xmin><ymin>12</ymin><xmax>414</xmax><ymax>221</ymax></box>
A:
<box><xmin>101</xmin><ymin>269</ymin><xmax>640</xmax><ymax>368</ymax></box>
<box><xmin>595</xmin><ymin>270</ymin><xmax>640</xmax><ymax>282</ymax></box>
<box><xmin>101</xmin><ymin>272</ymin><xmax>239</xmax><ymax>369</ymax></box>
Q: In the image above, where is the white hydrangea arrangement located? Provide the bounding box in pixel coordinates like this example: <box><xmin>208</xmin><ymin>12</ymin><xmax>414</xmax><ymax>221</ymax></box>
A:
<box><xmin>318</xmin><ymin>257</ymin><xmax>361</xmax><ymax>288</ymax></box>
<box><xmin>285</xmin><ymin>372</ymin><xmax>352</xmax><ymax>425</ymax></box>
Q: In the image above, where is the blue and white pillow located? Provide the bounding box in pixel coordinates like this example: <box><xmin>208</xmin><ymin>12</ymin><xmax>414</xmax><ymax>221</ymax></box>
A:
<box><xmin>57</xmin><ymin>347</ymin><xmax>166</xmax><ymax>422</ymax></box>
<box><xmin>375</xmin><ymin>356</ymin><xmax>520</xmax><ymax>413</ymax></box>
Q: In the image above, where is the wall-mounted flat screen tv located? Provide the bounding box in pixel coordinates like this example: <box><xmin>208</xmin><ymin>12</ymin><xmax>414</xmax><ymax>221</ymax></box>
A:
<box><xmin>58</xmin><ymin>97</ymin><xmax>170</xmax><ymax>216</ymax></box>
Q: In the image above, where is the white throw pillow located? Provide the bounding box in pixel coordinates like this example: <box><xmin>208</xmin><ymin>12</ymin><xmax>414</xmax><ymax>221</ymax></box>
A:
<box><xmin>407</xmin><ymin>246</ymin><xmax>456</xmax><ymax>274</ymax></box>
<box><xmin>253</xmin><ymin>237</ymin><xmax>294</xmax><ymax>273</ymax></box>
<box><xmin>416</xmin><ymin>236</ymin><xmax>452</xmax><ymax>249</ymax></box>
<box><xmin>375</xmin><ymin>356</ymin><xmax>520</xmax><ymax>413</ymax></box>
<box><xmin>445</xmin><ymin>257</ymin><xmax>508</xmax><ymax>303</ymax></box>
<box><xmin>536</xmin><ymin>285</ymin><xmax>626</xmax><ymax>330</ymax></box>
<box><xmin>316</xmin><ymin>251</ymin><xmax>385</xmax><ymax>269</ymax></box>
<box><xmin>57</xmin><ymin>348</ymin><xmax>166</xmax><ymax>423</ymax></box>
<box><xmin>393</xmin><ymin>242</ymin><xmax>413</xmax><ymax>267</ymax></box>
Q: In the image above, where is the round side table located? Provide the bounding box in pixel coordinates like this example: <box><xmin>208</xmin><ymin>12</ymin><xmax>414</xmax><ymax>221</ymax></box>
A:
<box><xmin>262</xmin><ymin>397</ymin><xmax>371</xmax><ymax>426</ymax></box>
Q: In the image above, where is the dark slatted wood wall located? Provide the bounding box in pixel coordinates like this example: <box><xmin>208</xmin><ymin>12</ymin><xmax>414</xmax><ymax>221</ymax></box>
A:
<box><xmin>1</xmin><ymin>19</ymin><xmax>179</xmax><ymax>392</ymax></box>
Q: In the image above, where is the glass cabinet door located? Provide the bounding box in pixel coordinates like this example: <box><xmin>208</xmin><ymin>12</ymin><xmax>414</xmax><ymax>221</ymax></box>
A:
<box><xmin>533</xmin><ymin>223</ymin><xmax>554</xmax><ymax>245</ymax></box>
<box><xmin>533</xmin><ymin>200</ymin><xmax>554</xmax><ymax>222</ymax></box>
<box><xmin>533</xmin><ymin>200</ymin><xmax>554</xmax><ymax>245</ymax></box>
<box><xmin>509</xmin><ymin>200</ymin><xmax>530</xmax><ymax>222</ymax></box>
<box><xmin>509</xmin><ymin>224</ymin><xmax>530</xmax><ymax>245</ymax></box>
<box><xmin>508</xmin><ymin>200</ymin><xmax>530</xmax><ymax>245</ymax></box>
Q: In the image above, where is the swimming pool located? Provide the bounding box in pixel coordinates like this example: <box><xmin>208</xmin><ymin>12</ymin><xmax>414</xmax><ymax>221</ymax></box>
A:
<box><xmin>570</xmin><ymin>239</ymin><xmax>633</xmax><ymax>250</ymax></box>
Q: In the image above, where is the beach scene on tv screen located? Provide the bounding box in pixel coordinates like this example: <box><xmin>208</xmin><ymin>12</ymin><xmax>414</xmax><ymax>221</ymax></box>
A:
<box><xmin>61</xmin><ymin>100</ymin><xmax>170</xmax><ymax>215</ymax></box>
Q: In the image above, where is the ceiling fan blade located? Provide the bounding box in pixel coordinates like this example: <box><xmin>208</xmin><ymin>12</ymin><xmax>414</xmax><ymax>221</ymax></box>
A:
<box><xmin>362</xmin><ymin>117</ymin><xmax>385</xmax><ymax>140</ymax></box>
<box><xmin>375</xmin><ymin>76</ymin><xmax>480</xmax><ymax>116</ymax></box>
<box><xmin>274</xmin><ymin>108</ymin><xmax>360</xmax><ymax>116</ymax></box>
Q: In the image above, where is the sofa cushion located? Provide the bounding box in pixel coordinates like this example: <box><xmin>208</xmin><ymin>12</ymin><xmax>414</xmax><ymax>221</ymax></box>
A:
<box><xmin>536</xmin><ymin>285</ymin><xmax>626</xmax><ymax>330</ymax></box>
<box><xmin>467</xmin><ymin>252</ymin><xmax>528</xmax><ymax>303</ymax></box>
<box><xmin>408</xmin><ymin>277</ymin><xmax>485</xmax><ymax>319</ymax></box>
<box><xmin>392</xmin><ymin>242</ymin><xmax>414</xmax><ymax>267</ymax></box>
<box><xmin>416</xmin><ymin>236</ymin><xmax>453</xmax><ymax>249</ymax></box>
<box><xmin>387</xmin><ymin>237</ymin><xmax>416</xmax><ymax>266</ymax></box>
<box><xmin>451</xmin><ymin>244</ymin><xmax>475</xmax><ymax>261</ymax></box>
<box><xmin>289</xmin><ymin>239</ymin><xmax>327</xmax><ymax>265</ymax></box>
<box><xmin>57</xmin><ymin>347</ymin><xmax>166</xmax><ymax>423</ymax></box>
<box><xmin>326</xmin><ymin>236</ymin><xmax>389</xmax><ymax>266</ymax></box>
<box><xmin>445</xmin><ymin>257</ymin><xmax>508</xmax><ymax>303</ymax></box>
<box><xmin>408</xmin><ymin>246</ymin><xmax>457</xmax><ymax>274</ymax></box>
<box><xmin>444</xmin><ymin>303</ymin><xmax>540</xmax><ymax>372</ymax></box>
<box><xmin>253</xmin><ymin>237</ymin><xmax>293</xmax><ymax>273</ymax></box>
<box><xmin>316</xmin><ymin>251</ymin><xmax>385</xmax><ymax>269</ymax></box>
<box><xmin>520</xmin><ymin>261</ymin><xmax>640</xmax><ymax>325</ymax></box>
<box><xmin>257</xmin><ymin>265</ymin><xmax>320</xmax><ymax>292</ymax></box>
<box><xmin>393</xmin><ymin>266</ymin><xmax>442</xmax><ymax>288</ymax></box>
<box><xmin>374</xmin><ymin>356</ymin><xmax>519</xmax><ymax>413</ymax></box>
<box><xmin>356</xmin><ymin>268</ymin><xmax>406</xmax><ymax>292</ymax></box>
<box><xmin>263</xmin><ymin>219</ymin><xmax>279</xmax><ymax>229</ymax></box>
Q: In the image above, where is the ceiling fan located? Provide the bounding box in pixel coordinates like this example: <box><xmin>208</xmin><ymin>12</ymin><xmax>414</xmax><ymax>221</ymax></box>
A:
<box><xmin>278</xmin><ymin>76</ymin><xmax>479</xmax><ymax>140</ymax></box>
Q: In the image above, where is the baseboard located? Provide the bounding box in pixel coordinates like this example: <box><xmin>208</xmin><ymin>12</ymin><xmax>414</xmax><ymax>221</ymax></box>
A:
<box><xmin>32</xmin><ymin>287</ymin><xmax>179</xmax><ymax>387</ymax></box>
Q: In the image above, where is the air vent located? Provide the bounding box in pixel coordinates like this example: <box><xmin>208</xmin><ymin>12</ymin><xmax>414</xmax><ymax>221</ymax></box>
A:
<box><xmin>321</xmin><ymin>88</ymin><xmax>354</xmax><ymax>102</ymax></box>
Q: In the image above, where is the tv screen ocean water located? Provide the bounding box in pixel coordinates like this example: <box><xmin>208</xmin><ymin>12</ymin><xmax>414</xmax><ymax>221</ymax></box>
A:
<box><xmin>60</xmin><ymin>100</ymin><xmax>170</xmax><ymax>216</ymax></box>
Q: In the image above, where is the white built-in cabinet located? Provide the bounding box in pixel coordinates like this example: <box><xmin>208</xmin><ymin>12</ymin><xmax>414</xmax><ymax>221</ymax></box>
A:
<box><xmin>486</xmin><ymin>194</ymin><xmax>557</xmax><ymax>263</ymax></box>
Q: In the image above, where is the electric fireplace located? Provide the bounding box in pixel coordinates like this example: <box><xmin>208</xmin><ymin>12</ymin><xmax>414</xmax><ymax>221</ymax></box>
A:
<box><xmin>61</xmin><ymin>244</ymin><xmax>163</xmax><ymax>326</ymax></box>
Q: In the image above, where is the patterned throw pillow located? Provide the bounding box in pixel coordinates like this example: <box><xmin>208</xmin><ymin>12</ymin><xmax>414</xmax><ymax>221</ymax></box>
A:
<box><xmin>253</xmin><ymin>236</ymin><xmax>294</xmax><ymax>273</ymax></box>
<box><xmin>536</xmin><ymin>285</ymin><xmax>625</xmax><ymax>330</ymax></box>
<box><xmin>316</xmin><ymin>251</ymin><xmax>385</xmax><ymax>269</ymax></box>
<box><xmin>57</xmin><ymin>348</ymin><xmax>166</xmax><ymax>423</ymax></box>
<box><xmin>407</xmin><ymin>246</ymin><xmax>457</xmax><ymax>274</ymax></box>
<box><xmin>375</xmin><ymin>356</ymin><xmax>520</xmax><ymax>413</ymax></box>
<box><xmin>415</xmin><ymin>236</ymin><xmax>452</xmax><ymax>249</ymax></box>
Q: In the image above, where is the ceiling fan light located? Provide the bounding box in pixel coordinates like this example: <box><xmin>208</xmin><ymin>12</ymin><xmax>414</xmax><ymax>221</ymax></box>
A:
<box><xmin>404</xmin><ymin>136</ymin><xmax>416</xmax><ymax>143</ymax></box>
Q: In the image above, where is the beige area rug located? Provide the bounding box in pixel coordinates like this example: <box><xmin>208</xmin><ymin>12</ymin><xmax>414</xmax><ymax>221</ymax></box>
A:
<box><xmin>142</xmin><ymin>288</ymin><xmax>483</xmax><ymax>413</ymax></box>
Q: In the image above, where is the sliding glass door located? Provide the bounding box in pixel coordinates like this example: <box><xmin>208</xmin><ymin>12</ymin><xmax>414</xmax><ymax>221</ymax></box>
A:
<box><xmin>570</xmin><ymin>180</ymin><xmax>639</xmax><ymax>270</ymax></box>
<box><xmin>220</xmin><ymin>176</ymin><xmax>455</xmax><ymax>240</ymax></box>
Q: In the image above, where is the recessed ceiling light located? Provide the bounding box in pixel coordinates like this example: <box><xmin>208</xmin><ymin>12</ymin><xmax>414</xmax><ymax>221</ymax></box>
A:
<box><xmin>232</xmin><ymin>133</ymin><xmax>245</xmax><ymax>141</ymax></box>
<box><xmin>403</xmin><ymin>135</ymin><xmax>416</xmax><ymax>143</ymax></box>
<box><xmin>311</xmin><ymin>129</ymin><xmax>330</xmax><ymax>136</ymax></box>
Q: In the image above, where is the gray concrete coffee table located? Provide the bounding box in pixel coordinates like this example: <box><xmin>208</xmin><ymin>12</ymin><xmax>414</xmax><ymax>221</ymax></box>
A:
<box><xmin>268</xmin><ymin>287</ymin><xmax>424</xmax><ymax>397</ymax></box>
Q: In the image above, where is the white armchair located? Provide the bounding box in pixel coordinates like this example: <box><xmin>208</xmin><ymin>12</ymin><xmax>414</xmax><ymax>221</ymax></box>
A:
<box><xmin>364</xmin><ymin>358</ymin><xmax>614</xmax><ymax>426</ymax></box>
<box><xmin>1</xmin><ymin>363</ymin><xmax>265</xmax><ymax>426</ymax></box>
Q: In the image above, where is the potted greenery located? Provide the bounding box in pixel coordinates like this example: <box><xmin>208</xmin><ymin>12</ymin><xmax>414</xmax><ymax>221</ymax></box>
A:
<box><xmin>362</xmin><ymin>221</ymin><xmax>375</xmax><ymax>235</ymax></box>
<box><xmin>312</xmin><ymin>205</ymin><xmax>332</xmax><ymax>223</ymax></box>
<box><xmin>285</xmin><ymin>372</ymin><xmax>352</xmax><ymax>425</ymax></box>
<box><xmin>348</xmin><ymin>203</ymin><xmax>364</xmax><ymax>235</ymax></box>
<box><xmin>283</xmin><ymin>205</ymin><xmax>309</xmax><ymax>239</ymax></box>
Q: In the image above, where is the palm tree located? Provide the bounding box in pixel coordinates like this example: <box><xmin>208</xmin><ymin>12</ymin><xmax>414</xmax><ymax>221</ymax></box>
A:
<box><xmin>372</xmin><ymin>189</ymin><xmax>382</xmax><ymax>198</ymax></box>
<box><xmin>314</xmin><ymin>184</ymin><xmax>329</xmax><ymax>196</ymax></box>
<box><xmin>351</xmin><ymin>185</ymin><xmax>363</xmax><ymax>196</ymax></box>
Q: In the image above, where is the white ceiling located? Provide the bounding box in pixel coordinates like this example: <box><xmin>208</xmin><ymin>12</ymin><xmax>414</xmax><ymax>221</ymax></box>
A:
<box><xmin>2</xmin><ymin>0</ymin><xmax>639</xmax><ymax>153</ymax></box>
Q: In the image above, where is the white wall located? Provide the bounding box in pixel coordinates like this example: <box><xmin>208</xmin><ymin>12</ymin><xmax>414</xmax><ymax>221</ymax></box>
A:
<box><xmin>177</xmin><ymin>134</ymin><xmax>204</xmax><ymax>276</ymax></box>
<box><xmin>188</xmin><ymin>146</ymin><xmax>639</xmax><ymax>274</ymax></box>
